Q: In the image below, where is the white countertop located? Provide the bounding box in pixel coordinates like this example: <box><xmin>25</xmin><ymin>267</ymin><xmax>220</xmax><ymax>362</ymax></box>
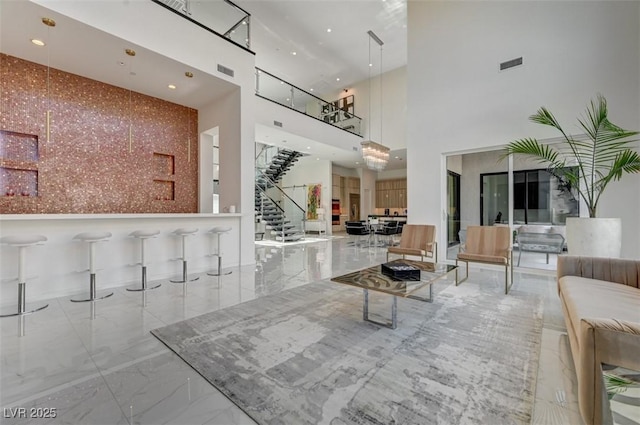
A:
<box><xmin>0</xmin><ymin>213</ymin><xmax>243</xmax><ymax>221</ymax></box>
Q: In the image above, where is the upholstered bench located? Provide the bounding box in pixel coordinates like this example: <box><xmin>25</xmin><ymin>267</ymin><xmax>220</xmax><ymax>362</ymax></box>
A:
<box><xmin>557</xmin><ymin>256</ymin><xmax>640</xmax><ymax>425</ymax></box>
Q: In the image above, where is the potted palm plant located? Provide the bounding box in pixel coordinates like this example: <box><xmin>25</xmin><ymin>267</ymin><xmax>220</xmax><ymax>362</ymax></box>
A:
<box><xmin>504</xmin><ymin>95</ymin><xmax>639</xmax><ymax>257</ymax></box>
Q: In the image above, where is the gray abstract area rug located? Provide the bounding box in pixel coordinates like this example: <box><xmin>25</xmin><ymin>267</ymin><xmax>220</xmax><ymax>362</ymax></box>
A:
<box><xmin>151</xmin><ymin>275</ymin><xmax>544</xmax><ymax>425</ymax></box>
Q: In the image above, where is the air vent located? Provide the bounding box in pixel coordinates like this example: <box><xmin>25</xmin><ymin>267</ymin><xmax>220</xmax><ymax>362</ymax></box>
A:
<box><xmin>500</xmin><ymin>57</ymin><xmax>523</xmax><ymax>71</ymax></box>
<box><xmin>273</xmin><ymin>121</ymin><xmax>283</xmax><ymax>128</ymax></box>
<box><xmin>352</xmin><ymin>146</ymin><xmax>358</xmax><ymax>152</ymax></box>
<box><xmin>217</xmin><ymin>64</ymin><xmax>235</xmax><ymax>77</ymax></box>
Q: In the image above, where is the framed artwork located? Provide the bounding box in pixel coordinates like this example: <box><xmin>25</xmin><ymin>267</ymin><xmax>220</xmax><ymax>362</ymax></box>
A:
<box><xmin>307</xmin><ymin>184</ymin><xmax>321</xmax><ymax>219</ymax></box>
<box><xmin>337</xmin><ymin>95</ymin><xmax>354</xmax><ymax>114</ymax></box>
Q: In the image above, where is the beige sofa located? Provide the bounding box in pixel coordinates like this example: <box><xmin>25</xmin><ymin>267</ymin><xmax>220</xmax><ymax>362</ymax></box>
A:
<box><xmin>557</xmin><ymin>256</ymin><xmax>640</xmax><ymax>425</ymax></box>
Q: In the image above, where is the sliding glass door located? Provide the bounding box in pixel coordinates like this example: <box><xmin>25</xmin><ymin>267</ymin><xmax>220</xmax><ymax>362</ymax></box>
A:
<box><xmin>447</xmin><ymin>171</ymin><xmax>461</xmax><ymax>246</ymax></box>
<box><xmin>445</xmin><ymin>149</ymin><xmax>579</xmax><ymax>269</ymax></box>
<box><xmin>480</xmin><ymin>173</ymin><xmax>509</xmax><ymax>225</ymax></box>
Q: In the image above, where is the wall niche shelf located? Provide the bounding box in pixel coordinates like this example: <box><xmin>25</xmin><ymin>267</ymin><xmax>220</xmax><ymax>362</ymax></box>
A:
<box><xmin>153</xmin><ymin>179</ymin><xmax>175</xmax><ymax>201</ymax></box>
<box><xmin>0</xmin><ymin>130</ymin><xmax>39</xmax><ymax>197</ymax></box>
<box><xmin>0</xmin><ymin>130</ymin><xmax>39</xmax><ymax>162</ymax></box>
<box><xmin>153</xmin><ymin>152</ymin><xmax>175</xmax><ymax>176</ymax></box>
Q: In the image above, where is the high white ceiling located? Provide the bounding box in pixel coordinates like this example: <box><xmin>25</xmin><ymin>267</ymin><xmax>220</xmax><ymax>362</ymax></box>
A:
<box><xmin>238</xmin><ymin>0</ymin><xmax>407</xmax><ymax>94</ymax></box>
<box><xmin>1</xmin><ymin>0</ymin><xmax>408</xmax><ymax>170</ymax></box>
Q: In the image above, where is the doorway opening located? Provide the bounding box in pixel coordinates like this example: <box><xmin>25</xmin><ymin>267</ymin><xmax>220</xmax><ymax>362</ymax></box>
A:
<box><xmin>349</xmin><ymin>194</ymin><xmax>360</xmax><ymax>221</ymax></box>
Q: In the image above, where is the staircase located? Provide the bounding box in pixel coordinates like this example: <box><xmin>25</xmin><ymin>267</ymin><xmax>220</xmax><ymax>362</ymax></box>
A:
<box><xmin>255</xmin><ymin>148</ymin><xmax>305</xmax><ymax>242</ymax></box>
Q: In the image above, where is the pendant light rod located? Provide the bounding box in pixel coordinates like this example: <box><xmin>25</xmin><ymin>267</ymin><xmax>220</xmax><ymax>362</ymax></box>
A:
<box><xmin>362</xmin><ymin>29</ymin><xmax>389</xmax><ymax>172</ymax></box>
<box><xmin>367</xmin><ymin>30</ymin><xmax>384</xmax><ymax>47</ymax></box>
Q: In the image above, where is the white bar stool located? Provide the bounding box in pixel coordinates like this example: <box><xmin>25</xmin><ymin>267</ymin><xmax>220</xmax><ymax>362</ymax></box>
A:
<box><xmin>207</xmin><ymin>226</ymin><xmax>232</xmax><ymax>276</ymax></box>
<box><xmin>0</xmin><ymin>235</ymin><xmax>49</xmax><ymax>317</ymax></box>
<box><xmin>127</xmin><ymin>230</ymin><xmax>161</xmax><ymax>291</ymax></box>
<box><xmin>71</xmin><ymin>232</ymin><xmax>114</xmax><ymax>302</ymax></box>
<box><xmin>170</xmin><ymin>228</ymin><xmax>200</xmax><ymax>283</ymax></box>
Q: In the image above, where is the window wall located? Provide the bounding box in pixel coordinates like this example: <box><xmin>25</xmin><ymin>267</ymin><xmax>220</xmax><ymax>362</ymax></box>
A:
<box><xmin>446</xmin><ymin>149</ymin><xmax>579</xmax><ymax>269</ymax></box>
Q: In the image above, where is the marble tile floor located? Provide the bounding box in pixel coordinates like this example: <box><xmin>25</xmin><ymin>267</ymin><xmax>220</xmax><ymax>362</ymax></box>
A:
<box><xmin>0</xmin><ymin>236</ymin><xmax>607</xmax><ymax>424</ymax></box>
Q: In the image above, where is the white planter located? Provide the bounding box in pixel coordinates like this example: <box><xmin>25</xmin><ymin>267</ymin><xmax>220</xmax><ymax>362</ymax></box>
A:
<box><xmin>566</xmin><ymin>217</ymin><xmax>622</xmax><ymax>258</ymax></box>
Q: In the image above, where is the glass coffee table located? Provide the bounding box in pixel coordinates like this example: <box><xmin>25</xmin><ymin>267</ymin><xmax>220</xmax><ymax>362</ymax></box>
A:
<box><xmin>330</xmin><ymin>259</ymin><xmax>457</xmax><ymax>329</ymax></box>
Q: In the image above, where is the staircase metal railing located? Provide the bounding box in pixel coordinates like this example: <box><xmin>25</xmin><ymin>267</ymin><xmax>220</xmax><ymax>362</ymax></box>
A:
<box><xmin>255</xmin><ymin>144</ymin><xmax>279</xmax><ymax>171</ymax></box>
<box><xmin>255</xmin><ymin>67</ymin><xmax>362</xmax><ymax>136</ymax></box>
<box><xmin>256</xmin><ymin>169</ymin><xmax>306</xmax><ymax>240</ymax></box>
<box><xmin>151</xmin><ymin>0</ymin><xmax>251</xmax><ymax>50</ymax></box>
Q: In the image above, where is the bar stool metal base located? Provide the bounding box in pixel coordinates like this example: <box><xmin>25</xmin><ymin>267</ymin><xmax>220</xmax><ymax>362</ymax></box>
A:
<box><xmin>207</xmin><ymin>270</ymin><xmax>232</xmax><ymax>276</ymax></box>
<box><xmin>206</xmin><ymin>254</ymin><xmax>232</xmax><ymax>276</ymax></box>
<box><xmin>127</xmin><ymin>267</ymin><xmax>161</xmax><ymax>291</ymax></box>
<box><xmin>70</xmin><ymin>274</ymin><xmax>114</xmax><ymax>302</ymax></box>
<box><xmin>1</xmin><ymin>282</ymin><xmax>49</xmax><ymax>317</ymax></box>
<box><xmin>170</xmin><ymin>261</ymin><xmax>199</xmax><ymax>283</ymax></box>
<box><xmin>0</xmin><ymin>302</ymin><xmax>49</xmax><ymax>317</ymax></box>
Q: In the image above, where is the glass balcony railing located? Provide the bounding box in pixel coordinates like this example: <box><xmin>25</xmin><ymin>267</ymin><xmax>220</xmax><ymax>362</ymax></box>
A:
<box><xmin>152</xmin><ymin>0</ymin><xmax>251</xmax><ymax>50</ymax></box>
<box><xmin>255</xmin><ymin>68</ymin><xmax>362</xmax><ymax>136</ymax></box>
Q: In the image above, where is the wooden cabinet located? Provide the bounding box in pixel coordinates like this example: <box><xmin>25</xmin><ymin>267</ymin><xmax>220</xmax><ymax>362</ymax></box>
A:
<box><xmin>332</xmin><ymin>174</ymin><xmax>341</xmax><ymax>199</ymax></box>
<box><xmin>375</xmin><ymin>179</ymin><xmax>407</xmax><ymax>208</ymax></box>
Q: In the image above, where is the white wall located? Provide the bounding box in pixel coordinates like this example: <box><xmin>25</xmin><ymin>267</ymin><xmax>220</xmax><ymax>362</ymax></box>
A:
<box><xmin>199</xmin><ymin>90</ymin><xmax>241</xmax><ymax>211</ymax></box>
<box><xmin>358</xmin><ymin>168</ymin><xmax>377</xmax><ymax>218</ymax></box>
<box><xmin>332</xmin><ymin>165</ymin><xmax>359</xmax><ymax>178</ymax></box>
<box><xmin>329</xmin><ymin>66</ymin><xmax>407</xmax><ymax>150</ymax></box>
<box><xmin>408</xmin><ymin>1</ymin><xmax>640</xmax><ymax>258</ymax></box>
<box><xmin>281</xmin><ymin>157</ymin><xmax>333</xmax><ymax>235</ymax></box>
<box><xmin>377</xmin><ymin>169</ymin><xmax>407</xmax><ymax>180</ymax></box>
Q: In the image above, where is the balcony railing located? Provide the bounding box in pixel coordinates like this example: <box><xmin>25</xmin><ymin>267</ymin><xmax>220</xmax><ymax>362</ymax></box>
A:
<box><xmin>152</xmin><ymin>0</ymin><xmax>251</xmax><ymax>50</ymax></box>
<box><xmin>255</xmin><ymin>68</ymin><xmax>362</xmax><ymax>136</ymax></box>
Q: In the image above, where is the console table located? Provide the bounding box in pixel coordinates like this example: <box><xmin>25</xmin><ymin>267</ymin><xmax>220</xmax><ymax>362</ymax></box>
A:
<box><xmin>304</xmin><ymin>220</ymin><xmax>326</xmax><ymax>235</ymax></box>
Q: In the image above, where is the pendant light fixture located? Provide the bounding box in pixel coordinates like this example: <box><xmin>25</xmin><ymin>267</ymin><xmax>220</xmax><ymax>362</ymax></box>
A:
<box><xmin>125</xmin><ymin>48</ymin><xmax>136</xmax><ymax>153</ymax></box>
<box><xmin>185</xmin><ymin>71</ymin><xmax>194</xmax><ymax>163</ymax></box>
<box><xmin>361</xmin><ymin>29</ymin><xmax>389</xmax><ymax>171</ymax></box>
<box><xmin>42</xmin><ymin>17</ymin><xmax>56</xmax><ymax>143</ymax></box>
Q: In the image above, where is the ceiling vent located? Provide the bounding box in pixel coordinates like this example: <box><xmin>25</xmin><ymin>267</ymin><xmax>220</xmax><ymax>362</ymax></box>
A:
<box><xmin>217</xmin><ymin>64</ymin><xmax>235</xmax><ymax>77</ymax></box>
<box><xmin>500</xmin><ymin>57</ymin><xmax>523</xmax><ymax>71</ymax></box>
<box><xmin>273</xmin><ymin>120</ymin><xmax>283</xmax><ymax>127</ymax></box>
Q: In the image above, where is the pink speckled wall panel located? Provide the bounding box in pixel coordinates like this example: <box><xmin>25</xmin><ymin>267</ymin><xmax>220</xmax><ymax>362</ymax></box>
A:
<box><xmin>0</xmin><ymin>54</ymin><xmax>198</xmax><ymax>214</ymax></box>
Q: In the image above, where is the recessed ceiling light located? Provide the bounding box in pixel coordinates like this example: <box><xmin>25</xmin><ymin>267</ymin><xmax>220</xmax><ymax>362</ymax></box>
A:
<box><xmin>307</xmin><ymin>146</ymin><xmax>311</xmax><ymax>150</ymax></box>
<box><xmin>310</xmin><ymin>88</ymin><xmax>314</xmax><ymax>92</ymax></box>
<box><xmin>327</xmin><ymin>28</ymin><xmax>332</xmax><ymax>33</ymax></box>
<box><xmin>280</xmin><ymin>81</ymin><xmax>284</xmax><ymax>85</ymax></box>
<box><xmin>30</xmin><ymin>39</ymin><xmax>45</xmax><ymax>46</ymax></box>
<box><xmin>316</xmin><ymin>158</ymin><xmax>320</xmax><ymax>161</ymax></box>
<box><xmin>168</xmin><ymin>84</ymin><xmax>176</xmax><ymax>89</ymax></box>
<box><xmin>336</xmin><ymin>77</ymin><xmax>340</xmax><ymax>82</ymax></box>
<box><xmin>395</xmin><ymin>156</ymin><xmax>400</xmax><ymax>159</ymax></box>
<box><xmin>117</xmin><ymin>61</ymin><xmax>125</xmax><ymax>66</ymax></box>
<box><xmin>286</xmin><ymin>98</ymin><xmax>290</xmax><ymax>101</ymax></box>
<box><xmin>369</xmin><ymin>63</ymin><xmax>373</xmax><ymax>67</ymax></box>
<box><xmin>292</xmin><ymin>51</ymin><xmax>297</xmax><ymax>56</ymax></box>
<box><xmin>355</xmin><ymin>162</ymin><xmax>360</xmax><ymax>165</ymax></box>
<box><xmin>242</xmin><ymin>21</ymin><xmax>247</xmax><ymax>25</ymax></box>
